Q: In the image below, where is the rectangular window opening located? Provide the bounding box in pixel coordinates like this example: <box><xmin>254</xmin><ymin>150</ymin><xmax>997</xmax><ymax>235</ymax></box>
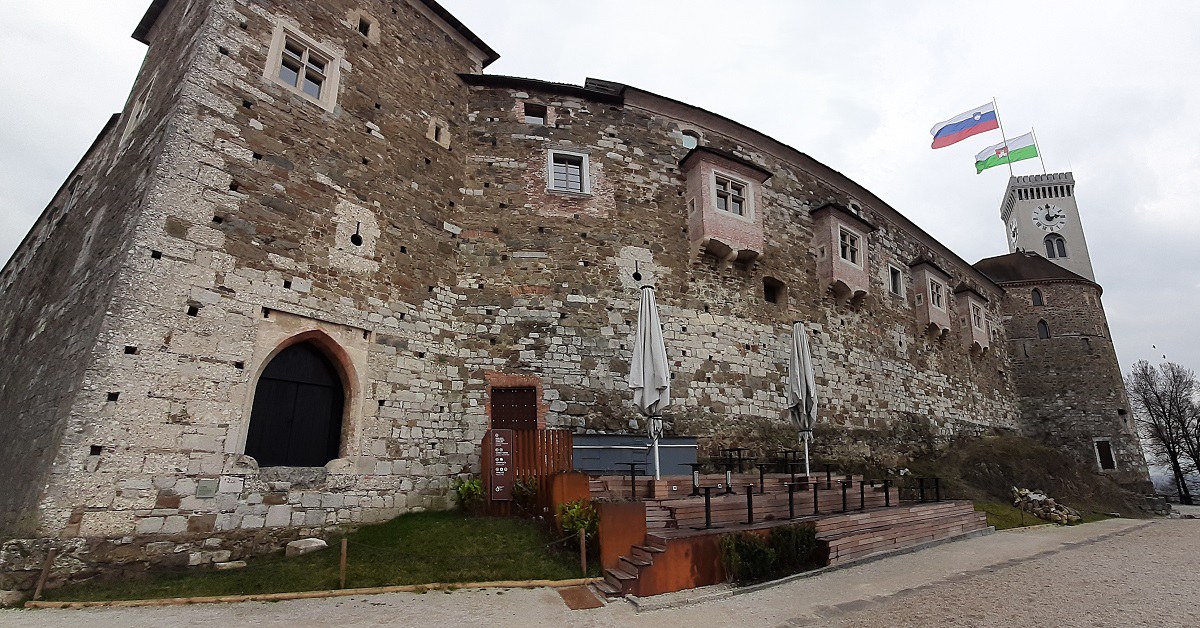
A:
<box><xmin>550</xmin><ymin>152</ymin><xmax>586</xmax><ymax>193</ymax></box>
<box><xmin>971</xmin><ymin>304</ymin><xmax>984</xmax><ymax>330</ymax></box>
<box><xmin>888</xmin><ymin>265</ymin><xmax>903</xmax><ymax>296</ymax></box>
<box><xmin>358</xmin><ymin>18</ymin><xmax>372</xmax><ymax>37</ymax></box>
<box><xmin>929</xmin><ymin>280</ymin><xmax>944</xmax><ymax>309</ymax></box>
<box><xmin>524</xmin><ymin>103</ymin><xmax>547</xmax><ymax>125</ymax></box>
<box><xmin>277</xmin><ymin>35</ymin><xmax>330</xmax><ymax>101</ymax></box>
<box><xmin>1094</xmin><ymin>440</ymin><xmax>1116</xmax><ymax>470</ymax></box>
<box><xmin>838</xmin><ymin>228</ymin><xmax>860</xmax><ymax>265</ymax></box>
<box><xmin>714</xmin><ymin>175</ymin><xmax>747</xmax><ymax>216</ymax></box>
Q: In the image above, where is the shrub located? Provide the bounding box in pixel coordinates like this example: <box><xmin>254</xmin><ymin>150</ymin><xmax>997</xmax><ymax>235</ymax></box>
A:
<box><xmin>451</xmin><ymin>476</ymin><xmax>484</xmax><ymax>511</ymax></box>
<box><xmin>769</xmin><ymin>523</ymin><xmax>817</xmax><ymax>573</ymax></box>
<box><xmin>721</xmin><ymin>523</ymin><xmax>817</xmax><ymax>585</ymax></box>
<box><xmin>557</xmin><ymin>499</ymin><xmax>598</xmax><ymax>541</ymax></box>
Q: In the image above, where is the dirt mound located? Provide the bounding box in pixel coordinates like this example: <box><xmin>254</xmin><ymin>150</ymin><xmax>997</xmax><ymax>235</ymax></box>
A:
<box><xmin>904</xmin><ymin>435</ymin><xmax>1147</xmax><ymax>517</ymax></box>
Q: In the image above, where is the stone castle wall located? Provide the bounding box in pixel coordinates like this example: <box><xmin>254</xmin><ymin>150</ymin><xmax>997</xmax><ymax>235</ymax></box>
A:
<box><xmin>1001</xmin><ymin>280</ymin><xmax>1150</xmax><ymax>489</ymax></box>
<box><xmin>1</xmin><ymin>0</ymin><xmax>1146</xmax><ymax>568</ymax></box>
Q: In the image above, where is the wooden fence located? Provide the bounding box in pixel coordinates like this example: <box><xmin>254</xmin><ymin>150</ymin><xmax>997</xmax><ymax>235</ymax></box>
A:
<box><xmin>484</xmin><ymin>428</ymin><xmax>573</xmax><ymax>517</ymax></box>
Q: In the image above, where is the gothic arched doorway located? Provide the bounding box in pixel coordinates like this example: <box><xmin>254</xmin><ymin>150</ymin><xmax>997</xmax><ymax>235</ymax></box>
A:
<box><xmin>246</xmin><ymin>342</ymin><xmax>345</xmax><ymax>467</ymax></box>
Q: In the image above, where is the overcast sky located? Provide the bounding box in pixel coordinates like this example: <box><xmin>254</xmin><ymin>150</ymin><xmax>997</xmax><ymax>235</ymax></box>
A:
<box><xmin>1</xmin><ymin>1</ymin><xmax>1197</xmax><ymax>376</ymax></box>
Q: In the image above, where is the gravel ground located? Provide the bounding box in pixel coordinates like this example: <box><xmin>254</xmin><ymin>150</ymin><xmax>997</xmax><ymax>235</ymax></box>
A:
<box><xmin>2</xmin><ymin>518</ymin><xmax>1196</xmax><ymax>627</ymax></box>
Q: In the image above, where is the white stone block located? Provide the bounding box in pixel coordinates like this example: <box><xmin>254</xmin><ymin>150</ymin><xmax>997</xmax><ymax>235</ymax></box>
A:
<box><xmin>265</xmin><ymin>504</ymin><xmax>292</xmax><ymax>527</ymax></box>
<box><xmin>285</xmin><ymin>538</ymin><xmax>328</xmax><ymax>558</ymax></box>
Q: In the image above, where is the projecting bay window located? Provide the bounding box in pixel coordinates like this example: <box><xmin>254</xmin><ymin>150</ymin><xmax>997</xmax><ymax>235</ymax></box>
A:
<box><xmin>547</xmin><ymin>150</ymin><xmax>590</xmax><ymax>195</ymax></box>
<box><xmin>714</xmin><ymin>175</ymin><xmax>747</xmax><ymax>216</ymax></box>
<box><xmin>265</xmin><ymin>24</ymin><xmax>341</xmax><ymax>111</ymax></box>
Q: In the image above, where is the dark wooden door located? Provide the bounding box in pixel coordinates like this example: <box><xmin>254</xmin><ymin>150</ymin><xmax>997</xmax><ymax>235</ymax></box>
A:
<box><xmin>490</xmin><ymin>387</ymin><xmax>537</xmax><ymax>430</ymax></box>
<box><xmin>246</xmin><ymin>343</ymin><xmax>344</xmax><ymax>467</ymax></box>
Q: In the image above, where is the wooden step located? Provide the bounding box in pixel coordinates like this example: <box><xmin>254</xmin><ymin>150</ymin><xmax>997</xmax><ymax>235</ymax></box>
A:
<box><xmin>593</xmin><ymin>580</ymin><xmax>622</xmax><ymax>597</ymax></box>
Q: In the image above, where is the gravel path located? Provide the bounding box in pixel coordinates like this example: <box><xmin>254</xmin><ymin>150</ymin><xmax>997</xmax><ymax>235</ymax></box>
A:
<box><xmin>2</xmin><ymin>518</ymin><xmax>1196</xmax><ymax>627</ymax></box>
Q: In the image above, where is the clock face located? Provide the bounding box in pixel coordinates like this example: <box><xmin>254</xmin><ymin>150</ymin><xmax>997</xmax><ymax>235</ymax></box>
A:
<box><xmin>1032</xmin><ymin>203</ymin><xmax>1068</xmax><ymax>232</ymax></box>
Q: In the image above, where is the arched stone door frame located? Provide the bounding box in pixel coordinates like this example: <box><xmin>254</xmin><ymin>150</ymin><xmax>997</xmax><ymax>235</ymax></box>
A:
<box><xmin>231</xmin><ymin>312</ymin><xmax>370</xmax><ymax>467</ymax></box>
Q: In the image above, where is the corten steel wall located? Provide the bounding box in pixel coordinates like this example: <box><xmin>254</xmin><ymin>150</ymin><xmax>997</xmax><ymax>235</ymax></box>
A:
<box><xmin>0</xmin><ymin>0</ymin><xmax>211</xmax><ymax>537</ymax></box>
<box><xmin>1001</xmin><ymin>280</ymin><xmax>1151</xmax><ymax>490</ymax></box>
<box><xmin>3</xmin><ymin>0</ymin><xmax>1028</xmax><ymax>544</ymax></box>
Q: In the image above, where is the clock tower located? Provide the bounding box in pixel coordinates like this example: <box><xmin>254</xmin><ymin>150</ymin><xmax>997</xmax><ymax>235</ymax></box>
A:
<box><xmin>999</xmin><ymin>172</ymin><xmax>1095</xmax><ymax>281</ymax></box>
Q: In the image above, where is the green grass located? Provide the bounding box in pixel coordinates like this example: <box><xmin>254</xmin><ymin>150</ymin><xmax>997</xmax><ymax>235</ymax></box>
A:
<box><xmin>974</xmin><ymin>501</ymin><xmax>1115</xmax><ymax>530</ymax></box>
<box><xmin>44</xmin><ymin>511</ymin><xmax>592</xmax><ymax>602</ymax></box>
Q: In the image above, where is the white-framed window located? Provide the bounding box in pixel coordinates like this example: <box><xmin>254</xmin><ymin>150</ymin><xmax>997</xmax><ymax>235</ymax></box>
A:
<box><xmin>838</xmin><ymin>228</ymin><xmax>861</xmax><ymax>266</ymax></box>
<box><xmin>714</xmin><ymin>174</ymin><xmax>747</xmax><ymax>216</ymax></box>
<box><xmin>547</xmin><ymin>150</ymin><xmax>590</xmax><ymax>194</ymax></box>
<box><xmin>264</xmin><ymin>23</ymin><xmax>342</xmax><ymax>111</ymax></box>
<box><xmin>971</xmin><ymin>303</ymin><xmax>985</xmax><ymax>330</ymax></box>
<box><xmin>888</xmin><ymin>264</ymin><xmax>904</xmax><ymax>296</ymax></box>
<box><xmin>929</xmin><ymin>279</ymin><xmax>944</xmax><ymax>310</ymax></box>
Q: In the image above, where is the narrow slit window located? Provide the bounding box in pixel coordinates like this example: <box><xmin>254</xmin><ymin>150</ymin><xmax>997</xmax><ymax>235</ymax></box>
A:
<box><xmin>1037</xmin><ymin>320</ymin><xmax>1050</xmax><ymax>339</ymax></box>
<box><xmin>888</xmin><ymin>265</ymin><xmax>904</xmax><ymax>296</ymax></box>
<box><xmin>1032</xmin><ymin>288</ymin><xmax>1044</xmax><ymax>306</ymax></box>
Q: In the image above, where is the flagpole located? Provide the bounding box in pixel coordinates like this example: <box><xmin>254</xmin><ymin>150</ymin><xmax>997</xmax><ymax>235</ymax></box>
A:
<box><xmin>1031</xmin><ymin>126</ymin><xmax>1048</xmax><ymax>174</ymax></box>
<box><xmin>993</xmin><ymin>97</ymin><xmax>1013</xmax><ymax>176</ymax></box>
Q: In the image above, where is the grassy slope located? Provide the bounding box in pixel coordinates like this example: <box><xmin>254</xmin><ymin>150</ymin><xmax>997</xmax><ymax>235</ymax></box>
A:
<box><xmin>902</xmin><ymin>435</ymin><xmax>1146</xmax><ymax>530</ymax></box>
<box><xmin>44</xmin><ymin>511</ymin><xmax>591</xmax><ymax>602</ymax></box>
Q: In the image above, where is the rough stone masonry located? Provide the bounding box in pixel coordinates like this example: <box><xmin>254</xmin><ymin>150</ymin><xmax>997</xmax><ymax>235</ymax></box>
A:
<box><xmin>0</xmin><ymin>0</ymin><xmax>1149</xmax><ymax>589</ymax></box>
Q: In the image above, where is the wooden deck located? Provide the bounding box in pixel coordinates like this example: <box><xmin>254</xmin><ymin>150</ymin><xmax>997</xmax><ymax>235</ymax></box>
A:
<box><xmin>590</xmin><ymin>473</ymin><xmax>988</xmax><ymax>598</ymax></box>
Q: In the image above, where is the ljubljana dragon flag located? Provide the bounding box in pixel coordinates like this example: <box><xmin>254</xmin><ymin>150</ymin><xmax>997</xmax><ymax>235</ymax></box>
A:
<box><xmin>975</xmin><ymin>132</ymin><xmax>1038</xmax><ymax>173</ymax></box>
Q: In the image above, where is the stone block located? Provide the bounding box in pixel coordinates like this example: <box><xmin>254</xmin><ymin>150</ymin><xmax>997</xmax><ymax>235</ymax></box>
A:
<box><xmin>265</xmin><ymin>505</ymin><xmax>292</xmax><ymax>527</ymax></box>
<box><xmin>187</xmin><ymin>514</ymin><xmax>218</xmax><ymax>533</ymax></box>
<box><xmin>285</xmin><ymin>538</ymin><xmax>328</xmax><ymax>558</ymax></box>
<box><xmin>161</xmin><ymin>516</ymin><xmax>189</xmax><ymax>534</ymax></box>
<box><xmin>0</xmin><ymin>590</ymin><xmax>26</xmax><ymax>607</ymax></box>
<box><xmin>214</xmin><ymin>561</ymin><xmax>247</xmax><ymax>570</ymax></box>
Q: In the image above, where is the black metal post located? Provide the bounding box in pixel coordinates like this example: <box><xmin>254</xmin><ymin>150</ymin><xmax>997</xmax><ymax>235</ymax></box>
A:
<box><xmin>813</xmin><ymin>482</ymin><xmax>820</xmax><ymax>515</ymax></box>
<box><xmin>883</xmin><ymin>479</ymin><xmax>891</xmax><ymax>507</ymax></box>
<box><xmin>692</xmin><ymin>486</ymin><xmax>722</xmax><ymax>530</ymax></box>
<box><xmin>824</xmin><ymin>464</ymin><xmax>833</xmax><ymax>489</ymax></box>
<box><xmin>788</xmin><ymin>482</ymin><xmax>796</xmax><ymax>519</ymax></box>
<box><xmin>757</xmin><ymin>464</ymin><xmax>766</xmax><ymax>495</ymax></box>
<box><xmin>934</xmin><ymin>477</ymin><xmax>942</xmax><ymax>502</ymax></box>
<box><xmin>841</xmin><ymin>480</ymin><xmax>848</xmax><ymax>513</ymax></box>
<box><xmin>745</xmin><ymin>485</ymin><xmax>755</xmax><ymax>524</ymax></box>
<box><xmin>918</xmin><ymin>477</ymin><xmax>926</xmax><ymax>503</ymax></box>
<box><xmin>859</xmin><ymin>480</ymin><xmax>866</xmax><ymax>511</ymax></box>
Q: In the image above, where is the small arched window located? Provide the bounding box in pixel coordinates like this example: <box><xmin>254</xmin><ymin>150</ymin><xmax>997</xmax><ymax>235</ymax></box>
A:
<box><xmin>1031</xmin><ymin>288</ymin><xmax>1044</xmax><ymax>306</ymax></box>
<box><xmin>1037</xmin><ymin>320</ymin><xmax>1050</xmax><ymax>339</ymax></box>
<box><xmin>1044</xmin><ymin>234</ymin><xmax>1067</xmax><ymax>259</ymax></box>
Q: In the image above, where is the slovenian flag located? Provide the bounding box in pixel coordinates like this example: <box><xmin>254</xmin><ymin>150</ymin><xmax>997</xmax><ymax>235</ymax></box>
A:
<box><xmin>930</xmin><ymin>102</ymin><xmax>999</xmax><ymax>149</ymax></box>
<box><xmin>975</xmin><ymin>132</ymin><xmax>1038</xmax><ymax>173</ymax></box>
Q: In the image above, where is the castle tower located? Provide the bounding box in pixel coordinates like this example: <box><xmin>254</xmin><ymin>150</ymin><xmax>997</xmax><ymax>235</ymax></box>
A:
<box><xmin>979</xmin><ymin>172</ymin><xmax>1152</xmax><ymax>492</ymax></box>
<box><xmin>999</xmin><ymin>172</ymin><xmax>1095</xmax><ymax>281</ymax></box>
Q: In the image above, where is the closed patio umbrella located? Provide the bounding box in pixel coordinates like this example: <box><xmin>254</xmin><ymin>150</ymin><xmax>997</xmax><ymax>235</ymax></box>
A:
<box><xmin>628</xmin><ymin>285</ymin><xmax>670</xmax><ymax>480</ymax></box>
<box><xmin>786</xmin><ymin>321</ymin><xmax>818</xmax><ymax>476</ymax></box>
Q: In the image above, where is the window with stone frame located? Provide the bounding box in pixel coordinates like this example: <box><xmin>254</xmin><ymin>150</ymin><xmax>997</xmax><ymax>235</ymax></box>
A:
<box><xmin>971</xmin><ymin>303</ymin><xmax>985</xmax><ymax>330</ymax></box>
<box><xmin>265</xmin><ymin>24</ymin><xmax>341</xmax><ymax>111</ymax></box>
<box><xmin>1032</xmin><ymin>288</ymin><xmax>1044</xmax><ymax>306</ymax></box>
<box><xmin>929</xmin><ymin>278</ymin><xmax>945</xmax><ymax>310</ymax></box>
<box><xmin>548</xmin><ymin>150</ymin><xmax>589</xmax><ymax>194</ymax></box>
<box><xmin>1094</xmin><ymin>439</ymin><xmax>1117</xmax><ymax>470</ymax></box>
<box><xmin>888</xmin><ymin>264</ymin><xmax>904</xmax><ymax>296</ymax></box>
<box><xmin>714</xmin><ymin>174</ymin><xmax>747</xmax><ymax>216</ymax></box>
<box><xmin>839</xmin><ymin>228</ymin><xmax>861</xmax><ymax>266</ymax></box>
<box><xmin>1037</xmin><ymin>319</ymin><xmax>1050</xmax><ymax>339</ymax></box>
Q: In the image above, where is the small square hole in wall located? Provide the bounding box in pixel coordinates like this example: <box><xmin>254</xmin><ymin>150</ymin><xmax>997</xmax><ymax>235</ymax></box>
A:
<box><xmin>362</xmin><ymin>157</ymin><xmax>370</xmax><ymax>165</ymax></box>
<box><xmin>218</xmin><ymin>45</ymin><xmax>229</xmax><ymax>56</ymax></box>
<box><xmin>124</xmin><ymin>345</ymin><xmax>138</xmax><ymax>355</ymax></box>
<box><xmin>261</xmin><ymin>307</ymin><xmax>271</xmax><ymax>319</ymax></box>
<box><xmin>212</xmin><ymin>215</ymin><xmax>224</xmax><ymax>224</ymax></box>
<box><xmin>228</xmin><ymin>181</ymin><xmax>239</xmax><ymax>192</ymax></box>
<box><xmin>242</xmin><ymin>99</ymin><xmax>253</xmax><ymax>109</ymax></box>
<box><xmin>283</xmin><ymin>279</ymin><xmax>292</xmax><ymax>289</ymax></box>
<box><xmin>523</xmin><ymin>103</ymin><xmax>547</xmax><ymax>125</ymax></box>
<box><xmin>187</xmin><ymin>305</ymin><xmax>200</xmax><ymax>317</ymax></box>
<box><xmin>400</xmin><ymin>246</ymin><xmax>407</xmax><ymax>254</ymax></box>
<box><xmin>358</xmin><ymin>17</ymin><xmax>372</xmax><ymax>37</ymax></box>
<box><xmin>150</xmin><ymin>250</ymin><xmax>162</xmax><ymax>259</ymax></box>
<box><xmin>234</xmin><ymin>361</ymin><xmax>244</xmax><ymax>370</ymax></box>
<box><xmin>106</xmin><ymin>392</ymin><xmax>120</xmax><ymax>402</ymax></box>
<box><xmin>89</xmin><ymin>445</ymin><xmax>103</xmax><ymax>456</ymax></box>
<box><xmin>378</xmin><ymin>399</ymin><xmax>386</xmax><ymax>407</ymax></box>
<box><xmin>417</xmin><ymin>352</ymin><xmax>426</xmax><ymax>358</ymax></box>
<box><xmin>375</xmin><ymin>102</ymin><xmax>382</xmax><ymax>110</ymax></box>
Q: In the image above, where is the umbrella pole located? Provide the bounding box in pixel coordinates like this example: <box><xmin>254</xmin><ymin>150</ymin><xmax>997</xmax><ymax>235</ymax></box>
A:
<box><xmin>803</xmin><ymin>438</ymin><xmax>810</xmax><ymax>478</ymax></box>
<box><xmin>652</xmin><ymin>417</ymin><xmax>662</xmax><ymax>481</ymax></box>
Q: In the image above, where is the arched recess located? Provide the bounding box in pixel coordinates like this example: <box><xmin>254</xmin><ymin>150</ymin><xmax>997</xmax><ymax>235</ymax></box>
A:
<box><xmin>1037</xmin><ymin>320</ymin><xmax>1051</xmax><ymax>339</ymax></box>
<box><xmin>243</xmin><ymin>330</ymin><xmax>359</xmax><ymax>467</ymax></box>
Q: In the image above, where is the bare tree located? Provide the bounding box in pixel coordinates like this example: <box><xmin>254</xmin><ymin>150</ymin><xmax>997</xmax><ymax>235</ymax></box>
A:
<box><xmin>1126</xmin><ymin>360</ymin><xmax>1200</xmax><ymax>504</ymax></box>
